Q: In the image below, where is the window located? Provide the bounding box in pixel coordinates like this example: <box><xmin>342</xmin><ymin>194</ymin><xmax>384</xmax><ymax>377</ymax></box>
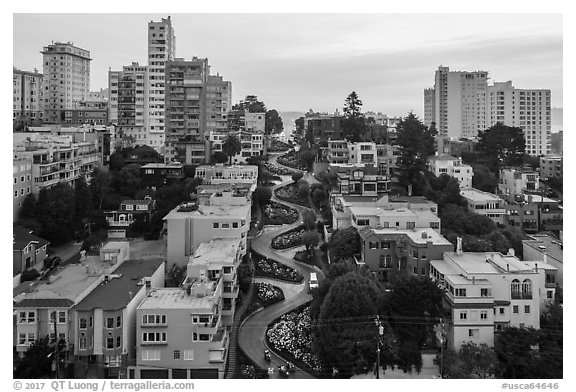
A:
<box><xmin>141</xmin><ymin>350</ymin><xmax>161</xmax><ymax>361</ymax></box>
<box><xmin>547</xmin><ymin>290</ymin><xmax>554</xmax><ymax>299</ymax></box>
<box><xmin>513</xmin><ymin>305</ymin><xmax>519</xmax><ymax>314</ymax></box>
<box><xmin>524</xmin><ymin>305</ymin><xmax>530</xmax><ymax>314</ymax></box>
<box><xmin>116</xmin><ymin>336</ymin><xmax>122</xmax><ymax>348</ymax></box>
<box><xmin>468</xmin><ymin>329</ymin><xmax>479</xmax><ymax>338</ymax></box>
<box><xmin>89</xmin><ymin>317</ymin><xmax>93</xmax><ymax>328</ymax></box>
<box><xmin>19</xmin><ymin>311</ymin><xmax>36</xmax><ymax>324</ymax></box>
<box><xmin>116</xmin><ymin>316</ymin><xmax>122</xmax><ymax>328</ymax></box>
<box><xmin>369</xmin><ymin>241</ymin><xmax>378</xmax><ymax>249</ymax></box>
<box><xmin>142</xmin><ymin>314</ymin><xmax>166</xmax><ymax>325</ymax></box>
<box><xmin>106</xmin><ymin>317</ymin><xmax>115</xmax><ymax>329</ymax></box>
<box><xmin>500</xmin><ymin>308</ymin><xmax>505</xmax><ymax>314</ymax></box>
<box><xmin>125</xmin><ymin>204</ymin><xmax>133</xmax><ymax>210</ymax></box>
<box><xmin>79</xmin><ymin>338</ymin><xmax>87</xmax><ymax>350</ymax></box>
<box><xmin>79</xmin><ymin>318</ymin><xmax>87</xmax><ymax>329</ymax></box>
<box><xmin>381</xmin><ymin>241</ymin><xmax>390</xmax><ymax>249</ymax></box>
<box><xmin>213</xmin><ymin>222</ymin><xmax>219</xmax><ymax>229</ymax></box>
<box><xmin>174</xmin><ymin>350</ymin><xmax>181</xmax><ymax>360</ymax></box>
<box><xmin>480</xmin><ymin>311</ymin><xmax>488</xmax><ymax>320</ymax></box>
<box><xmin>459</xmin><ymin>312</ymin><xmax>467</xmax><ymax>320</ymax></box>
<box><xmin>511</xmin><ymin>279</ymin><xmax>521</xmax><ymax>299</ymax></box>
<box><xmin>356</xmin><ymin>219</ymin><xmax>369</xmax><ymax>226</ymax></box>
<box><xmin>455</xmin><ymin>288</ymin><xmax>467</xmax><ymax>297</ymax></box>
<box><xmin>19</xmin><ymin>333</ymin><xmax>35</xmax><ymax>346</ymax></box>
<box><xmin>221</xmin><ymin>223</ymin><xmax>230</xmax><ymax>229</ymax></box>
<box><xmin>142</xmin><ymin>332</ymin><xmax>167</xmax><ymax>343</ymax></box>
<box><xmin>106</xmin><ymin>337</ymin><xmax>114</xmax><ymax>349</ymax></box>
<box><xmin>521</xmin><ymin>279</ymin><xmax>532</xmax><ymax>299</ymax></box>
<box><xmin>199</xmin><ymin>334</ymin><xmax>210</xmax><ymax>341</ymax></box>
<box><xmin>232</xmin><ymin>222</ymin><xmax>239</xmax><ymax>229</ymax></box>
<box><xmin>184</xmin><ymin>350</ymin><xmax>194</xmax><ymax>360</ymax></box>
<box><xmin>481</xmin><ymin>288</ymin><xmax>491</xmax><ymax>297</ymax></box>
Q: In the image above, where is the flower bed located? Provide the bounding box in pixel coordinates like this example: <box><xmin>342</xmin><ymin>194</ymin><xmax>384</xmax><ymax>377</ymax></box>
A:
<box><xmin>274</xmin><ymin>183</ymin><xmax>309</xmax><ymax>207</ymax></box>
<box><xmin>253</xmin><ymin>253</ymin><xmax>303</xmax><ymax>283</ymax></box>
<box><xmin>268</xmin><ymin>140</ymin><xmax>291</xmax><ymax>152</ymax></box>
<box><xmin>255</xmin><ymin>282</ymin><xmax>285</xmax><ymax>306</ymax></box>
<box><xmin>264</xmin><ymin>162</ymin><xmax>296</xmax><ymax>176</ymax></box>
<box><xmin>263</xmin><ymin>201</ymin><xmax>299</xmax><ymax>225</ymax></box>
<box><xmin>266</xmin><ymin>306</ymin><xmax>324</xmax><ymax>373</ymax></box>
<box><xmin>271</xmin><ymin>226</ymin><xmax>305</xmax><ymax>249</ymax></box>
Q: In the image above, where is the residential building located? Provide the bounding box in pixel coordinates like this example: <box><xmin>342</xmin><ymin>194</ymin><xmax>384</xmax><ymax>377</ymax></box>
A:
<box><xmin>13</xmin><ymin>244</ymin><xmax>129</xmax><ymax>359</ymax></box>
<box><xmin>327</xmin><ymin>140</ymin><xmax>350</xmax><ymax>164</ymax></box>
<box><xmin>164</xmin><ymin>202</ymin><xmax>250</xmax><ymax>267</ymax></box>
<box><xmin>487</xmin><ymin>81</ymin><xmax>551</xmax><ymax>156</ymax></box>
<box><xmin>504</xmin><ymin>203</ymin><xmax>539</xmax><ymax>234</ymax></box>
<box><xmin>460</xmin><ymin>188</ymin><xmax>506</xmax><ymax>225</ymax></box>
<box><xmin>424</xmin><ymin>87</ymin><xmax>435</xmax><ymax>128</ymax></box>
<box><xmin>55</xmin><ymin>125</ymin><xmax>112</xmax><ymax>166</ymax></box>
<box><xmin>429</xmin><ymin>245</ymin><xmax>551</xmax><ymax>349</ymax></box>
<box><xmin>41</xmin><ymin>42</ymin><xmax>91</xmax><ymax>123</ymax></box>
<box><xmin>105</xmin><ymin>197</ymin><xmax>157</xmax><ymax>239</ymax></box>
<box><xmin>86</xmin><ymin>88</ymin><xmax>109</xmax><ymax>102</ymax></box>
<box><xmin>13</xmin><ymin>156</ymin><xmax>33</xmax><ymax>219</ymax></box>
<box><xmin>333</xmin><ymin>167</ymin><xmax>390</xmax><ymax>196</ymax></box>
<box><xmin>302</xmin><ymin>111</ymin><xmax>344</xmax><ymax>142</ymax></box>
<box><xmin>63</xmin><ymin>100</ymin><xmax>108</xmax><ymax>125</ymax></box>
<box><xmin>349</xmin><ymin>205</ymin><xmax>441</xmax><ymax>233</ymax></box>
<box><xmin>13</xmin><ymin>226</ymin><xmax>49</xmax><ymax>279</ymax></box>
<box><xmin>195</xmin><ymin>183</ymin><xmax>254</xmax><ymax>207</ymax></box>
<box><xmin>13</xmin><ymin>67</ymin><xmax>44</xmax><ymax>129</ymax></box>
<box><xmin>73</xmin><ymin>258</ymin><xmax>165</xmax><ymax>378</ymax></box>
<box><xmin>141</xmin><ymin>163</ymin><xmax>185</xmax><ymax>189</ymax></box>
<box><xmin>147</xmin><ymin>17</ymin><xmax>176</xmax><ymax>149</ymax></box>
<box><xmin>523</xmin><ymin>235</ymin><xmax>563</xmax><ymax>287</ymax></box>
<box><xmin>349</xmin><ymin>142</ymin><xmax>378</xmax><ymax>165</ymax></box>
<box><xmin>499</xmin><ymin>168</ymin><xmax>540</xmax><ymax>198</ymax></box>
<box><xmin>194</xmin><ymin>164</ymin><xmax>258</xmax><ymax>185</ymax></box>
<box><xmin>358</xmin><ymin>226</ymin><xmax>453</xmax><ymax>282</ymax></box>
<box><xmin>539</xmin><ymin>155</ymin><xmax>562</xmax><ymax>179</ymax></box>
<box><xmin>331</xmin><ymin>194</ymin><xmax>438</xmax><ymax>231</ymax></box>
<box><xmin>13</xmin><ymin>133</ymin><xmax>101</xmax><ymax>194</ymax></box>
<box><xmin>108</xmin><ymin>63</ymin><xmax>149</xmax><ymax>149</ymax></box>
<box><xmin>504</xmin><ymin>194</ymin><xmax>562</xmax><ymax>234</ymax></box>
<box><xmin>376</xmin><ymin>144</ymin><xmax>400</xmax><ymax>179</ymax></box>
<box><xmin>130</xmin><ymin>240</ymin><xmax>239</xmax><ymax>381</ymax></box>
<box><xmin>431</xmin><ymin>66</ymin><xmax>488</xmax><ymax>139</ymax></box>
<box><xmin>428</xmin><ymin>154</ymin><xmax>474</xmax><ymax>189</ymax></box>
<box><xmin>122</xmin><ymin>145</ymin><xmax>163</xmax><ymax>165</ymax></box>
<box><xmin>244</xmin><ymin>112</ymin><xmax>265</xmax><ymax>133</ymax></box>
<box><xmin>209</xmin><ymin>130</ymin><xmax>264</xmax><ymax>164</ymax></box>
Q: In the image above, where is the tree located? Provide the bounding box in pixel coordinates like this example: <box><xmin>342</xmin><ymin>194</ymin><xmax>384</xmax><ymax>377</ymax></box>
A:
<box><xmin>395</xmin><ymin>112</ymin><xmax>437</xmax><ymax>191</ymax></box>
<box><xmin>115</xmin><ymin>163</ymin><xmax>142</xmax><ymax>197</ymax></box>
<box><xmin>222</xmin><ymin>134</ymin><xmax>242</xmax><ymax>165</ymax></box>
<box><xmin>109</xmin><ymin>152</ymin><xmax>125</xmax><ymax>171</ymax></box>
<box><xmin>212</xmin><ymin>151</ymin><xmax>228</xmax><ymax>164</ymax></box>
<box><xmin>328</xmin><ymin>227</ymin><xmax>361</xmax><ymax>263</ymax></box>
<box><xmin>291</xmin><ymin>171</ymin><xmax>304</xmax><ymax>184</ymax></box>
<box><xmin>252</xmin><ymin>186</ymin><xmax>272</xmax><ymax>207</ymax></box>
<box><xmin>183</xmin><ymin>164</ymin><xmax>196</xmax><ymax>178</ymax></box>
<box><xmin>301</xmin><ymin>230</ymin><xmax>320</xmax><ymax>257</ymax></box>
<box><xmin>302</xmin><ymin>209</ymin><xmax>317</xmax><ymax>231</ymax></box>
<box><xmin>74</xmin><ymin>176</ymin><xmax>94</xmax><ymax>233</ymax></box>
<box><xmin>342</xmin><ymin>91</ymin><xmax>367</xmax><ymax>142</ymax></box>
<box><xmin>315</xmin><ymin>270</ymin><xmax>385</xmax><ymax>377</ymax></box>
<box><xmin>19</xmin><ymin>193</ymin><xmax>38</xmax><ymax>219</ymax></box>
<box><xmin>265</xmin><ymin>109</ymin><xmax>284</xmax><ymax>134</ymax></box>
<box><xmin>37</xmin><ymin>183</ymin><xmax>76</xmax><ymax>245</ymax></box>
<box><xmin>14</xmin><ymin>337</ymin><xmax>66</xmax><ymax>379</ymax></box>
<box><xmin>458</xmin><ymin>342</ymin><xmax>497</xmax><ymax>378</ymax></box>
<box><xmin>384</xmin><ymin>275</ymin><xmax>443</xmax><ymax>373</ymax></box>
<box><xmin>90</xmin><ymin>167</ymin><xmax>113</xmax><ymax>210</ymax></box>
<box><xmin>477</xmin><ymin>123</ymin><xmax>525</xmax><ymax>173</ymax></box>
<box><xmin>472</xmin><ymin>165</ymin><xmax>498</xmax><ymax>193</ymax></box>
<box><xmin>237</xmin><ymin>257</ymin><xmax>254</xmax><ymax>293</ymax></box>
<box><xmin>297</xmin><ymin>179</ymin><xmax>310</xmax><ymax>200</ymax></box>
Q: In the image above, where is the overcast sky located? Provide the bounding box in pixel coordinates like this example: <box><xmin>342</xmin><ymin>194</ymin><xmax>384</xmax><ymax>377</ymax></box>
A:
<box><xmin>13</xmin><ymin>13</ymin><xmax>563</xmax><ymax>116</ymax></box>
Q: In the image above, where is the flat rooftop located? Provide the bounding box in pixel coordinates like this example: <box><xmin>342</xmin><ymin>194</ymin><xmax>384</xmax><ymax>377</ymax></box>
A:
<box><xmin>141</xmin><ymin>163</ymin><xmax>183</xmax><ymax>169</ymax></box>
<box><xmin>461</xmin><ymin>188</ymin><xmax>502</xmax><ymax>203</ymax></box>
<box><xmin>442</xmin><ymin>252</ymin><xmax>534</xmax><ymax>275</ymax></box>
<box><xmin>75</xmin><ymin>258</ymin><xmax>164</xmax><ymax>311</ymax></box>
<box><xmin>523</xmin><ymin>235</ymin><xmax>563</xmax><ymax>262</ymax></box>
<box><xmin>138</xmin><ymin>288</ymin><xmax>214</xmax><ymax>311</ymax></box>
<box><xmin>164</xmin><ymin>204</ymin><xmax>250</xmax><ymax>220</ymax></box>
<box><xmin>190</xmin><ymin>238</ymin><xmax>240</xmax><ymax>268</ymax></box>
<box><xmin>367</xmin><ymin>227</ymin><xmax>452</xmax><ymax>246</ymax></box>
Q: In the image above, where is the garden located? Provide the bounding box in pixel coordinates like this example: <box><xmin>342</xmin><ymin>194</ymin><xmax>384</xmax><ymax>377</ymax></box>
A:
<box><xmin>277</xmin><ymin>150</ymin><xmax>307</xmax><ymax>170</ymax></box>
<box><xmin>271</xmin><ymin>226</ymin><xmax>305</xmax><ymax>249</ymax></box>
<box><xmin>253</xmin><ymin>252</ymin><xmax>303</xmax><ymax>283</ymax></box>
<box><xmin>254</xmin><ymin>282</ymin><xmax>285</xmax><ymax>307</ymax></box>
<box><xmin>264</xmin><ymin>162</ymin><xmax>297</xmax><ymax>176</ymax></box>
<box><xmin>263</xmin><ymin>201</ymin><xmax>299</xmax><ymax>225</ymax></box>
<box><xmin>274</xmin><ymin>182</ymin><xmax>310</xmax><ymax>207</ymax></box>
<box><xmin>267</xmin><ymin>139</ymin><xmax>292</xmax><ymax>152</ymax></box>
<box><xmin>266</xmin><ymin>306</ymin><xmax>324</xmax><ymax>374</ymax></box>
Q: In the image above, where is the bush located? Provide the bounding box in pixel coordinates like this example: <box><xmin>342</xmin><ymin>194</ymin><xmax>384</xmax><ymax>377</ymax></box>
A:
<box><xmin>253</xmin><ymin>253</ymin><xmax>303</xmax><ymax>283</ymax></box>
<box><xmin>21</xmin><ymin>269</ymin><xmax>40</xmax><ymax>283</ymax></box>
<box><xmin>271</xmin><ymin>226</ymin><xmax>305</xmax><ymax>249</ymax></box>
<box><xmin>263</xmin><ymin>202</ymin><xmax>299</xmax><ymax>225</ymax></box>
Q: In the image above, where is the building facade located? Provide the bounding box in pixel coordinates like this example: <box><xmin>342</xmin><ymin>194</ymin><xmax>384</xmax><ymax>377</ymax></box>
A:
<box><xmin>13</xmin><ymin>68</ymin><xmax>44</xmax><ymax>129</ymax></box>
<box><xmin>428</xmin><ymin>155</ymin><xmax>474</xmax><ymax>189</ymax></box>
<box><xmin>41</xmin><ymin>42</ymin><xmax>91</xmax><ymax>123</ymax></box>
<box><xmin>13</xmin><ymin>156</ymin><xmax>33</xmax><ymax>220</ymax></box>
<box><xmin>460</xmin><ymin>188</ymin><xmax>506</xmax><ymax>225</ymax></box>
<box><xmin>13</xmin><ymin>226</ymin><xmax>49</xmax><ymax>278</ymax></box>
<box><xmin>539</xmin><ymin>155</ymin><xmax>562</xmax><ymax>179</ymax></box>
<box><xmin>194</xmin><ymin>165</ymin><xmax>258</xmax><ymax>184</ymax></box>
<box><xmin>498</xmin><ymin>168</ymin><xmax>540</xmax><ymax>199</ymax></box>
<box><xmin>63</xmin><ymin>100</ymin><xmax>108</xmax><ymax>125</ymax></box>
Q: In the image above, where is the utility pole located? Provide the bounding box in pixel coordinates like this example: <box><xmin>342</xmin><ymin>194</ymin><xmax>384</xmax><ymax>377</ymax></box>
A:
<box><xmin>53</xmin><ymin>312</ymin><xmax>59</xmax><ymax>379</ymax></box>
<box><xmin>375</xmin><ymin>315</ymin><xmax>384</xmax><ymax>379</ymax></box>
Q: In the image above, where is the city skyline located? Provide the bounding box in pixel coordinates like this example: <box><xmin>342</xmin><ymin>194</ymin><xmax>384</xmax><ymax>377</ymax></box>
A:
<box><xmin>13</xmin><ymin>13</ymin><xmax>563</xmax><ymax>116</ymax></box>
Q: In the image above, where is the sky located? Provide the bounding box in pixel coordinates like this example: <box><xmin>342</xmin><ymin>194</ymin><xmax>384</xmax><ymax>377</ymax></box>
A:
<box><xmin>13</xmin><ymin>12</ymin><xmax>563</xmax><ymax>117</ymax></box>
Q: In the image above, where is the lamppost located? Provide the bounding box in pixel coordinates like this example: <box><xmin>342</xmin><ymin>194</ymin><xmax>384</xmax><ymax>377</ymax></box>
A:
<box><xmin>375</xmin><ymin>315</ymin><xmax>384</xmax><ymax>379</ymax></box>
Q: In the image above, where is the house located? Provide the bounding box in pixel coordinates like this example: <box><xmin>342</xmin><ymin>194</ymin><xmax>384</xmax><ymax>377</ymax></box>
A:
<box><xmin>13</xmin><ymin>226</ymin><xmax>49</xmax><ymax>279</ymax></box>
<box><xmin>194</xmin><ymin>164</ymin><xmax>258</xmax><ymax>185</ymax></box>
<box><xmin>499</xmin><ymin>168</ymin><xmax>540</xmax><ymax>199</ymax></box>
<box><xmin>141</xmin><ymin>163</ymin><xmax>185</xmax><ymax>189</ymax></box>
<box><xmin>334</xmin><ymin>168</ymin><xmax>390</xmax><ymax>196</ymax></box>
<box><xmin>523</xmin><ymin>234</ymin><xmax>563</xmax><ymax>287</ymax></box>
<box><xmin>105</xmin><ymin>197</ymin><xmax>157</xmax><ymax>239</ymax></box>
<box><xmin>428</xmin><ymin>154</ymin><xmax>474</xmax><ymax>189</ymax></box>
<box><xmin>460</xmin><ymin>188</ymin><xmax>506</xmax><ymax>225</ymax></box>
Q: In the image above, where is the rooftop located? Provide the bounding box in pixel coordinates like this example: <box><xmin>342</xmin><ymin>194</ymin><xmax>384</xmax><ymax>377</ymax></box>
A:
<box><xmin>523</xmin><ymin>234</ymin><xmax>563</xmax><ymax>262</ymax></box>
<box><xmin>362</xmin><ymin>227</ymin><xmax>452</xmax><ymax>246</ymax></box>
<box><xmin>428</xmin><ymin>154</ymin><xmax>460</xmax><ymax>161</ymax></box>
<box><xmin>121</xmin><ymin>199</ymin><xmax>154</xmax><ymax>206</ymax></box>
<box><xmin>441</xmin><ymin>252</ymin><xmax>535</xmax><ymax>275</ymax></box>
<box><xmin>141</xmin><ymin>163</ymin><xmax>183</xmax><ymax>169</ymax></box>
<box><xmin>164</xmin><ymin>204</ymin><xmax>250</xmax><ymax>220</ymax></box>
<box><xmin>13</xmin><ymin>226</ymin><xmax>49</xmax><ymax>251</ymax></box>
<box><xmin>522</xmin><ymin>194</ymin><xmax>558</xmax><ymax>204</ymax></box>
<box><xmin>190</xmin><ymin>238</ymin><xmax>240</xmax><ymax>268</ymax></box>
<box><xmin>138</xmin><ymin>288</ymin><xmax>214</xmax><ymax>311</ymax></box>
<box><xmin>74</xmin><ymin>258</ymin><xmax>164</xmax><ymax>311</ymax></box>
<box><xmin>461</xmin><ymin>188</ymin><xmax>503</xmax><ymax>203</ymax></box>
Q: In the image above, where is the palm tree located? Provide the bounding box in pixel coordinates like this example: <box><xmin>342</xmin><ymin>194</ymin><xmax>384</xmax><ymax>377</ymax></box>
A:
<box><xmin>222</xmin><ymin>134</ymin><xmax>242</xmax><ymax>165</ymax></box>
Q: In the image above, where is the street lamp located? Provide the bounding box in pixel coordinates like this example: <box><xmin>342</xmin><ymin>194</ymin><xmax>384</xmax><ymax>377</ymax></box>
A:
<box><xmin>375</xmin><ymin>315</ymin><xmax>384</xmax><ymax>379</ymax></box>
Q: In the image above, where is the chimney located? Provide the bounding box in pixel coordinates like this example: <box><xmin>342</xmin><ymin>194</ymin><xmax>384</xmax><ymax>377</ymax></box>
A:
<box><xmin>456</xmin><ymin>237</ymin><xmax>463</xmax><ymax>255</ymax></box>
<box><xmin>508</xmin><ymin>248</ymin><xmax>515</xmax><ymax>257</ymax></box>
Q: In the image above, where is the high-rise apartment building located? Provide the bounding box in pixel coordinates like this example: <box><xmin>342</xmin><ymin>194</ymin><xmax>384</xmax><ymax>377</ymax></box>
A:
<box><xmin>13</xmin><ymin>68</ymin><xmax>44</xmax><ymax>129</ymax></box>
<box><xmin>423</xmin><ymin>87</ymin><xmax>435</xmax><ymax>128</ymax></box>
<box><xmin>109</xmin><ymin>63</ymin><xmax>149</xmax><ymax>148</ymax></box>
<box><xmin>432</xmin><ymin>66</ymin><xmax>488</xmax><ymax>139</ymax></box>
<box><xmin>487</xmin><ymin>81</ymin><xmax>551</xmax><ymax>156</ymax></box>
<box><xmin>147</xmin><ymin>17</ymin><xmax>176</xmax><ymax>151</ymax></box>
<box><xmin>41</xmin><ymin>42</ymin><xmax>91</xmax><ymax>123</ymax></box>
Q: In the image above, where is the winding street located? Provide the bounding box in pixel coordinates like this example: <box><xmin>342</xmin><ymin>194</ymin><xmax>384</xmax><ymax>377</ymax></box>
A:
<box><xmin>236</xmin><ymin>152</ymin><xmax>324</xmax><ymax>379</ymax></box>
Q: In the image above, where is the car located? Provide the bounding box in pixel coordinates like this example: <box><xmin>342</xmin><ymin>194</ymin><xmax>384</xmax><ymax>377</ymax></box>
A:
<box><xmin>51</xmin><ymin>256</ymin><xmax>61</xmax><ymax>268</ymax></box>
<box><xmin>309</xmin><ymin>272</ymin><xmax>318</xmax><ymax>291</ymax></box>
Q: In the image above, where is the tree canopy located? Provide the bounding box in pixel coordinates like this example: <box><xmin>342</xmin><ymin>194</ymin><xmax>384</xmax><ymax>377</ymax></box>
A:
<box><xmin>477</xmin><ymin>122</ymin><xmax>525</xmax><ymax>173</ymax></box>
<box><xmin>342</xmin><ymin>91</ymin><xmax>367</xmax><ymax>142</ymax></box>
<box><xmin>222</xmin><ymin>134</ymin><xmax>242</xmax><ymax>165</ymax></box>
<box><xmin>328</xmin><ymin>226</ymin><xmax>361</xmax><ymax>263</ymax></box>
<box><xmin>265</xmin><ymin>109</ymin><xmax>284</xmax><ymax>134</ymax></box>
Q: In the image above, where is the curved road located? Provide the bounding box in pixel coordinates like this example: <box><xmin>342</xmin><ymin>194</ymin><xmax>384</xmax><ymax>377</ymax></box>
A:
<box><xmin>237</xmin><ymin>153</ymin><xmax>324</xmax><ymax>379</ymax></box>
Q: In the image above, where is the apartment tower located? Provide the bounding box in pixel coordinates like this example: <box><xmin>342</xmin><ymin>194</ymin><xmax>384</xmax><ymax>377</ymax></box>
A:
<box><xmin>147</xmin><ymin>17</ymin><xmax>176</xmax><ymax>152</ymax></box>
<box><xmin>41</xmin><ymin>42</ymin><xmax>91</xmax><ymax>123</ymax></box>
<box><xmin>423</xmin><ymin>87</ymin><xmax>435</xmax><ymax>128</ymax></box>
<box><xmin>13</xmin><ymin>68</ymin><xmax>44</xmax><ymax>128</ymax></box>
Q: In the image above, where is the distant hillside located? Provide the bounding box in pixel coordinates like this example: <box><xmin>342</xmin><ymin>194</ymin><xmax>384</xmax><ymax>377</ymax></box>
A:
<box><xmin>278</xmin><ymin>111</ymin><xmax>305</xmax><ymax>130</ymax></box>
<box><xmin>551</xmin><ymin>107</ymin><xmax>563</xmax><ymax>132</ymax></box>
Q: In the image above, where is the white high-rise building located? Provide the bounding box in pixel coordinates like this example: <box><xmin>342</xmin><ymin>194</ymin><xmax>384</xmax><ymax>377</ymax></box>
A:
<box><xmin>423</xmin><ymin>87</ymin><xmax>436</xmax><ymax>128</ymax></box>
<box><xmin>147</xmin><ymin>16</ymin><xmax>176</xmax><ymax>152</ymax></box>
<box><xmin>487</xmin><ymin>81</ymin><xmax>551</xmax><ymax>156</ymax></box>
<box><xmin>433</xmin><ymin>66</ymin><xmax>488</xmax><ymax>139</ymax></box>
<box><xmin>41</xmin><ymin>42</ymin><xmax>91</xmax><ymax>123</ymax></box>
